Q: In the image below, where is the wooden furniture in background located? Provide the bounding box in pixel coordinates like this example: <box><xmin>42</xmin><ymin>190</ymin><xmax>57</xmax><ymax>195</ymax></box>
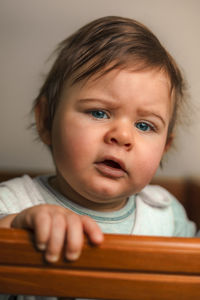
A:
<box><xmin>0</xmin><ymin>228</ymin><xmax>200</xmax><ymax>299</ymax></box>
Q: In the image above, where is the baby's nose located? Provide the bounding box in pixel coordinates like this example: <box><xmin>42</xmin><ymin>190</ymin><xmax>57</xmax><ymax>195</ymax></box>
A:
<box><xmin>104</xmin><ymin>122</ymin><xmax>133</xmax><ymax>150</ymax></box>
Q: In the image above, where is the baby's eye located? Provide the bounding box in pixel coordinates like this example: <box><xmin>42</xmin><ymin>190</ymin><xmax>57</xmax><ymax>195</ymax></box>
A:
<box><xmin>90</xmin><ymin>110</ymin><xmax>109</xmax><ymax>119</ymax></box>
<box><xmin>135</xmin><ymin>121</ymin><xmax>154</xmax><ymax>132</ymax></box>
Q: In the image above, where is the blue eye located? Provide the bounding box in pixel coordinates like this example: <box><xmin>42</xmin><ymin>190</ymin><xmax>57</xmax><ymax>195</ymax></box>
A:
<box><xmin>90</xmin><ymin>110</ymin><xmax>108</xmax><ymax>119</ymax></box>
<box><xmin>136</xmin><ymin>122</ymin><xmax>153</xmax><ymax>132</ymax></box>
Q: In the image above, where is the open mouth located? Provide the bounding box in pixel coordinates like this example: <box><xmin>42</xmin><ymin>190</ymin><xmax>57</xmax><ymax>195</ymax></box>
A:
<box><xmin>102</xmin><ymin>160</ymin><xmax>123</xmax><ymax>170</ymax></box>
<box><xmin>96</xmin><ymin>158</ymin><xmax>126</xmax><ymax>172</ymax></box>
<box><xmin>95</xmin><ymin>158</ymin><xmax>127</xmax><ymax>178</ymax></box>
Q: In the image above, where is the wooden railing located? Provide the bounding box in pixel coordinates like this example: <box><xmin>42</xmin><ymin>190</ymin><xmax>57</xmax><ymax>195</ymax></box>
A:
<box><xmin>0</xmin><ymin>228</ymin><xmax>200</xmax><ymax>299</ymax></box>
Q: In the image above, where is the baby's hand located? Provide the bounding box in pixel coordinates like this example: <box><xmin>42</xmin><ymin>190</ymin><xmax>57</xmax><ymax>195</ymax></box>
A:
<box><xmin>11</xmin><ymin>204</ymin><xmax>103</xmax><ymax>262</ymax></box>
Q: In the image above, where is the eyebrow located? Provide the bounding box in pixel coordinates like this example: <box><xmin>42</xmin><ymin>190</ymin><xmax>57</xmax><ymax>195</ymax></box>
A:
<box><xmin>77</xmin><ymin>98</ymin><xmax>118</xmax><ymax>108</ymax></box>
<box><xmin>137</xmin><ymin>110</ymin><xmax>166</xmax><ymax>126</ymax></box>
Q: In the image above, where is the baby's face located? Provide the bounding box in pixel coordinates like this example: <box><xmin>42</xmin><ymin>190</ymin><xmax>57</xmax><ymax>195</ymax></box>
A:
<box><xmin>50</xmin><ymin>68</ymin><xmax>172</xmax><ymax>211</ymax></box>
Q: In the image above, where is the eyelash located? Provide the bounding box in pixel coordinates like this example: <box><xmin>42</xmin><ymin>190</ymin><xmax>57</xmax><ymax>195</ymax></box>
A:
<box><xmin>135</xmin><ymin>121</ymin><xmax>156</xmax><ymax>132</ymax></box>
<box><xmin>87</xmin><ymin>109</ymin><xmax>110</xmax><ymax>119</ymax></box>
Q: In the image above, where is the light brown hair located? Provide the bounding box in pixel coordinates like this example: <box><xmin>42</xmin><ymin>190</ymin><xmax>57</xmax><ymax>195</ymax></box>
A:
<box><xmin>34</xmin><ymin>16</ymin><xmax>185</xmax><ymax>139</ymax></box>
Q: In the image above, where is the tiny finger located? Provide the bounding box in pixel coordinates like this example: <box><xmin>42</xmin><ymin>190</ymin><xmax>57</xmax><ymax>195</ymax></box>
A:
<box><xmin>45</xmin><ymin>214</ymin><xmax>66</xmax><ymax>262</ymax></box>
<box><xmin>65</xmin><ymin>214</ymin><xmax>84</xmax><ymax>261</ymax></box>
<box><xmin>82</xmin><ymin>215</ymin><xmax>104</xmax><ymax>245</ymax></box>
<box><xmin>33</xmin><ymin>210</ymin><xmax>51</xmax><ymax>251</ymax></box>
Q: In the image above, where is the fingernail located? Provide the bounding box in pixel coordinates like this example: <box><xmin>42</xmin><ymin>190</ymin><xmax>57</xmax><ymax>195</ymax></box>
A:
<box><xmin>45</xmin><ymin>253</ymin><xmax>59</xmax><ymax>262</ymax></box>
<box><xmin>94</xmin><ymin>233</ymin><xmax>104</xmax><ymax>244</ymax></box>
<box><xmin>66</xmin><ymin>251</ymin><xmax>80</xmax><ymax>261</ymax></box>
<box><xmin>97</xmin><ymin>234</ymin><xmax>104</xmax><ymax>242</ymax></box>
<box><xmin>37</xmin><ymin>243</ymin><xmax>46</xmax><ymax>250</ymax></box>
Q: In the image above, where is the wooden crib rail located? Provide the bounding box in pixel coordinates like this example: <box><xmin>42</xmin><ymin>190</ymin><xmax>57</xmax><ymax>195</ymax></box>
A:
<box><xmin>0</xmin><ymin>228</ymin><xmax>200</xmax><ymax>299</ymax></box>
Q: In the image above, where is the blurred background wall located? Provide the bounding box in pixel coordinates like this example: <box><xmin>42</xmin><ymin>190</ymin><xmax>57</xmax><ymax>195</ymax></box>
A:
<box><xmin>0</xmin><ymin>0</ymin><xmax>199</xmax><ymax>178</ymax></box>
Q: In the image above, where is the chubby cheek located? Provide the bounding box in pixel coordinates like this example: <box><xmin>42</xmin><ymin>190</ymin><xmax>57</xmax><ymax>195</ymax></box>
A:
<box><xmin>135</xmin><ymin>143</ymin><xmax>166</xmax><ymax>188</ymax></box>
<box><xmin>52</xmin><ymin>122</ymin><xmax>95</xmax><ymax>174</ymax></box>
<box><xmin>142</xmin><ymin>156</ymin><xmax>160</xmax><ymax>181</ymax></box>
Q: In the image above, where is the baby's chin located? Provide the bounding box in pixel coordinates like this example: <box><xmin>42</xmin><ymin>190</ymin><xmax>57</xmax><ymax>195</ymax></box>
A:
<box><xmin>83</xmin><ymin>182</ymin><xmax>142</xmax><ymax>201</ymax></box>
<box><xmin>54</xmin><ymin>172</ymin><xmax>140</xmax><ymax>210</ymax></box>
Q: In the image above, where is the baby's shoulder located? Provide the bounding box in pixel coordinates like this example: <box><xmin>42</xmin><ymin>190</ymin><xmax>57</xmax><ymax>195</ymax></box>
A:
<box><xmin>138</xmin><ymin>184</ymin><xmax>175</xmax><ymax>208</ymax></box>
<box><xmin>0</xmin><ymin>175</ymin><xmax>44</xmax><ymax>213</ymax></box>
<box><xmin>138</xmin><ymin>184</ymin><xmax>196</xmax><ymax>237</ymax></box>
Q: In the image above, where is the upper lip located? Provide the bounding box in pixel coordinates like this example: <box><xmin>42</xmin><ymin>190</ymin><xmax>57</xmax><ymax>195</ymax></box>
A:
<box><xmin>95</xmin><ymin>156</ymin><xmax>127</xmax><ymax>173</ymax></box>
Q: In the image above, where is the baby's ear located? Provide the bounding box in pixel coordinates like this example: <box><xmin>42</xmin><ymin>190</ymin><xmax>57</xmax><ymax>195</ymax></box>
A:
<box><xmin>164</xmin><ymin>133</ymin><xmax>174</xmax><ymax>153</ymax></box>
<box><xmin>34</xmin><ymin>97</ymin><xmax>51</xmax><ymax>145</ymax></box>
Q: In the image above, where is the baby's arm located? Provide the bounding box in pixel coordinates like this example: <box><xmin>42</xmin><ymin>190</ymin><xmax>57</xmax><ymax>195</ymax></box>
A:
<box><xmin>0</xmin><ymin>204</ymin><xmax>103</xmax><ymax>262</ymax></box>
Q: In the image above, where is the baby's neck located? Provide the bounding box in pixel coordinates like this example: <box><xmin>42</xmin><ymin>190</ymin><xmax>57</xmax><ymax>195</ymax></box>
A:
<box><xmin>49</xmin><ymin>176</ymin><xmax>128</xmax><ymax>212</ymax></box>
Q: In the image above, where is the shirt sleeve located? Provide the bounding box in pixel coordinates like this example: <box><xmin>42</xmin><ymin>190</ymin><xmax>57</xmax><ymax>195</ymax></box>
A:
<box><xmin>171</xmin><ymin>196</ymin><xmax>196</xmax><ymax>237</ymax></box>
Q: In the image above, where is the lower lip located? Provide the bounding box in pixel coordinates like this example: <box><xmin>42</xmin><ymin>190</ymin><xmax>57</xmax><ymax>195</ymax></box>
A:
<box><xmin>95</xmin><ymin>163</ymin><xmax>126</xmax><ymax>178</ymax></box>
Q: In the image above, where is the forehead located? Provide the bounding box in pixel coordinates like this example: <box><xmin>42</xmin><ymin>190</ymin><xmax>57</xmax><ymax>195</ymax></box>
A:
<box><xmin>60</xmin><ymin>67</ymin><xmax>173</xmax><ymax>118</ymax></box>
<box><xmin>67</xmin><ymin>67</ymin><xmax>171</xmax><ymax>101</ymax></box>
<box><xmin>88</xmin><ymin>67</ymin><xmax>170</xmax><ymax>88</ymax></box>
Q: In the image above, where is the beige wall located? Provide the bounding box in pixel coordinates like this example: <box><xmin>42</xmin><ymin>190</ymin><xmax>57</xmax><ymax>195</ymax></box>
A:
<box><xmin>0</xmin><ymin>0</ymin><xmax>199</xmax><ymax>178</ymax></box>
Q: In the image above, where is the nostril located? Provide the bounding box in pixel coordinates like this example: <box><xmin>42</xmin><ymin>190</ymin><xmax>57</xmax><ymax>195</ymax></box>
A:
<box><xmin>125</xmin><ymin>143</ymin><xmax>131</xmax><ymax>147</ymax></box>
<box><xmin>109</xmin><ymin>138</ymin><xmax>131</xmax><ymax>148</ymax></box>
<box><xmin>110</xmin><ymin>138</ymin><xmax>117</xmax><ymax>144</ymax></box>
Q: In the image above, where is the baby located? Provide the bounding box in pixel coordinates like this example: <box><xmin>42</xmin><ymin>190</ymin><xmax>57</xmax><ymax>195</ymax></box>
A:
<box><xmin>0</xmin><ymin>16</ymin><xmax>195</xmax><ymax>271</ymax></box>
